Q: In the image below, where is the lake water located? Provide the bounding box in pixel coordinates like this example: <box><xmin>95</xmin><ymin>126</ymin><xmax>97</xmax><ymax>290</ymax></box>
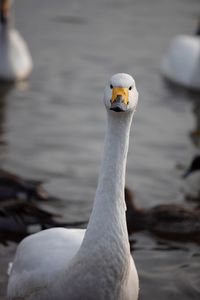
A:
<box><xmin>0</xmin><ymin>0</ymin><xmax>200</xmax><ymax>299</ymax></box>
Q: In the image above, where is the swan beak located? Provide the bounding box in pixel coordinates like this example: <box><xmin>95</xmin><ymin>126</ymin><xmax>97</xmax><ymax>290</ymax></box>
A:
<box><xmin>110</xmin><ymin>87</ymin><xmax>129</xmax><ymax>112</ymax></box>
<box><xmin>0</xmin><ymin>0</ymin><xmax>9</xmax><ymax>24</ymax></box>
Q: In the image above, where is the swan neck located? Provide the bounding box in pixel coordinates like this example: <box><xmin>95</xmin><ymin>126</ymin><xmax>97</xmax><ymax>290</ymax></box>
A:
<box><xmin>96</xmin><ymin>111</ymin><xmax>132</xmax><ymax>206</ymax></box>
<box><xmin>82</xmin><ymin>110</ymin><xmax>133</xmax><ymax>249</ymax></box>
<box><xmin>65</xmin><ymin>110</ymin><xmax>135</xmax><ymax>295</ymax></box>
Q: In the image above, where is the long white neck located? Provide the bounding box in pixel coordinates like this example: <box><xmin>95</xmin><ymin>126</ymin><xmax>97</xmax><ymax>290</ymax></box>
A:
<box><xmin>81</xmin><ymin>109</ymin><xmax>133</xmax><ymax>254</ymax></box>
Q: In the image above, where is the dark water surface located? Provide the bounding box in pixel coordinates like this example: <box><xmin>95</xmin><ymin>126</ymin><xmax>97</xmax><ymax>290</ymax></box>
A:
<box><xmin>0</xmin><ymin>0</ymin><xmax>200</xmax><ymax>298</ymax></box>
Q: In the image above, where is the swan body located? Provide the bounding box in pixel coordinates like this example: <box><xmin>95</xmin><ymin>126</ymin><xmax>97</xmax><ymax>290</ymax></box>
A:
<box><xmin>0</xmin><ymin>0</ymin><xmax>32</xmax><ymax>81</ymax></box>
<box><xmin>161</xmin><ymin>34</ymin><xmax>200</xmax><ymax>90</ymax></box>
<box><xmin>7</xmin><ymin>73</ymin><xmax>139</xmax><ymax>300</ymax></box>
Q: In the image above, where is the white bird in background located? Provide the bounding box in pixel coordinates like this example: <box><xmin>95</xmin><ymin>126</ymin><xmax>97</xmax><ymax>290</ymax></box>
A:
<box><xmin>7</xmin><ymin>73</ymin><xmax>139</xmax><ymax>300</ymax></box>
<box><xmin>0</xmin><ymin>0</ymin><xmax>32</xmax><ymax>82</ymax></box>
<box><xmin>161</xmin><ymin>19</ymin><xmax>200</xmax><ymax>90</ymax></box>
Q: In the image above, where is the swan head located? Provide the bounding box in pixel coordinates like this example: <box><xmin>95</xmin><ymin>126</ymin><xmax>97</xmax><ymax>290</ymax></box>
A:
<box><xmin>103</xmin><ymin>73</ymin><xmax>138</xmax><ymax>113</ymax></box>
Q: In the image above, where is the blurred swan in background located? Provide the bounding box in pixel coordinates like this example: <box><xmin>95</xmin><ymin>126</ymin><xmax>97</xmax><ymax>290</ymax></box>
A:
<box><xmin>161</xmin><ymin>19</ymin><xmax>200</xmax><ymax>90</ymax></box>
<box><xmin>7</xmin><ymin>74</ymin><xmax>139</xmax><ymax>300</ymax></box>
<box><xmin>0</xmin><ymin>0</ymin><xmax>32</xmax><ymax>82</ymax></box>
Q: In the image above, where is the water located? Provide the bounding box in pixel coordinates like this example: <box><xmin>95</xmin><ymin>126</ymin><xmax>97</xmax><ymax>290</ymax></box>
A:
<box><xmin>0</xmin><ymin>0</ymin><xmax>200</xmax><ymax>298</ymax></box>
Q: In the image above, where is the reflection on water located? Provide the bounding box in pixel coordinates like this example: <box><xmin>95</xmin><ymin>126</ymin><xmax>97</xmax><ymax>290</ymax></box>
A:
<box><xmin>0</xmin><ymin>0</ymin><xmax>200</xmax><ymax>299</ymax></box>
<box><xmin>134</xmin><ymin>233</ymin><xmax>200</xmax><ymax>300</ymax></box>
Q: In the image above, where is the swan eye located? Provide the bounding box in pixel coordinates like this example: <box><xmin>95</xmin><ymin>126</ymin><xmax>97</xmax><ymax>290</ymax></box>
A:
<box><xmin>129</xmin><ymin>86</ymin><xmax>132</xmax><ymax>90</ymax></box>
<box><xmin>110</xmin><ymin>84</ymin><xmax>113</xmax><ymax>89</ymax></box>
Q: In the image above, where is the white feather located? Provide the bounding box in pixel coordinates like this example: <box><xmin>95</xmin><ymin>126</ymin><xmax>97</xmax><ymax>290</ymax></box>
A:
<box><xmin>0</xmin><ymin>18</ymin><xmax>32</xmax><ymax>81</ymax></box>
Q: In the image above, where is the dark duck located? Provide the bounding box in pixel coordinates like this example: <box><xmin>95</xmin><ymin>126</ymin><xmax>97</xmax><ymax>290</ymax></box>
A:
<box><xmin>182</xmin><ymin>155</ymin><xmax>200</xmax><ymax>202</ymax></box>
<box><xmin>183</xmin><ymin>155</ymin><xmax>200</xmax><ymax>178</ymax></box>
<box><xmin>0</xmin><ymin>169</ymin><xmax>47</xmax><ymax>201</ymax></box>
<box><xmin>0</xmin><ymin>170</ymin><xmax>86</xmax><ymax>236</ymax></box>
<box><xmin>125</xmin><ymin>187</ymin><xmax>200</xmax><ymax>243</ymax></box>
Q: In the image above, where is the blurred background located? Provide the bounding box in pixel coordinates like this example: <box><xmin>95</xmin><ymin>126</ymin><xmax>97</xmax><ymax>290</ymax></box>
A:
<box><xmin>0</xmin><ymin>0</ymin><xmax>200</xmax><ymax>299</ymax></box>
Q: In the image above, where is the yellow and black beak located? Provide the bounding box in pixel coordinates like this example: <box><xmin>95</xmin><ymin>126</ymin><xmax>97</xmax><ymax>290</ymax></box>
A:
<box><xmin>0</xmin><ymin>0</ymin><xmax>9</xmax><ymax>25</ymax></box>
<box><xmin>110</xmin><ymin>87</ymin><xmax>129</xmax><ymax>112</ymax></box>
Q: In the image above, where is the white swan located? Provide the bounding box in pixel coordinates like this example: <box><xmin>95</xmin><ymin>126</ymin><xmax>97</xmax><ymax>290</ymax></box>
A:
<box><xmin>161</xmin><ymin>20</ymin><xmax>200</xmax><ymax>90</ymax></box>
<box><xmin>0</xmin><ymin>0</ymin><xmax>32</xmax><ymax>81</ymax></box>
<box><xmin>7</xmin><ymin>73</ymin><xmax>139</xmax><ymax>300</ymax></box>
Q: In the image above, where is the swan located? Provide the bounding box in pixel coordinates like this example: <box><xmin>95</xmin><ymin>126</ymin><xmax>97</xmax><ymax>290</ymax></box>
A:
<box><xmin>7</xmin><ymin>73</ymin><xmax>139</xmax><ymax>300</ymax></box>
<box><xmin>161</xmin><ymin>19</ymin><xmax>200</xmax><ymax>90</ymax></box>
<box><xmin>0</xmin><ymin>0</ymin><xmax>33</xmax><ymax>81</ymax></box>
